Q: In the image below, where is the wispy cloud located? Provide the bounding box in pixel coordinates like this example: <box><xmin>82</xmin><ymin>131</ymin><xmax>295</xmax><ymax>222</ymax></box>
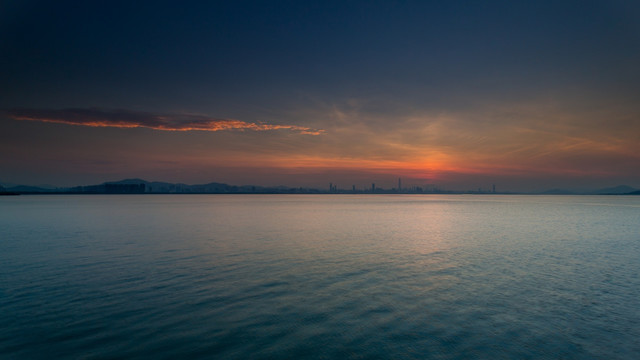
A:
<box><xmin>5</xmin><ymin>108</ymin><xmax>324</xmax><ymax>135</ymax></box>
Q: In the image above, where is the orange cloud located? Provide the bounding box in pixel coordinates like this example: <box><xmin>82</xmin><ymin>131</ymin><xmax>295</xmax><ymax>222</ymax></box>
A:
<box><xmin>5</xmin><ymin>108</ymin><xmax>324</xmax><ymax>135</ymax></box>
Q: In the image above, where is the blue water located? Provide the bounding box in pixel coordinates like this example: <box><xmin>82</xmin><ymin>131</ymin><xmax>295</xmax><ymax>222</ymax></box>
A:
<box><xmin>1</xmin><ymin>195</ymin><xmax>639</xmax><ymax>359</ymax></box>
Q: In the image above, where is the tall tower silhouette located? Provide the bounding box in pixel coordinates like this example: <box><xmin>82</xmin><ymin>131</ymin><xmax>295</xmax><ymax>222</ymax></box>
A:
<box><xmin>398</xmin><ymin>178</ymin><xmax>402</xmax><ymax>192</ymax></box>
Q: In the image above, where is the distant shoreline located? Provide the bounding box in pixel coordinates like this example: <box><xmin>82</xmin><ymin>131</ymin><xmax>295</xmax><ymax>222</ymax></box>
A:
<box><xmin>3</xmin><ymin>192</ymin><xmax>639</xmax><ymax>196</ymax></box>
<box><xmin>0</xmin><ymin>192</ymin><xmax>19</xmax><ymax>196</ymax></box>
<box><xmin>2</xmin><ymin>179</ymin><xmax>638</xmax><ymax>196</ymax></box>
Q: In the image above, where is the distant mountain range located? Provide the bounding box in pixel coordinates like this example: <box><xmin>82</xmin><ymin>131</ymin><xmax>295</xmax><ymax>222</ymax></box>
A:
<box><xmin>0</xmin><ymin>184</ymin><xmax>19</xmax><ymax>195</ymax></box>
<box><xmin>1</xmin><ymin>179</ymin><xmax>639</xmax><ymax>195</ymax></box>
<box><xmin>1</xmin><ymin>178</ymin><xmax>325</xmax><ymax>194</ymax></box>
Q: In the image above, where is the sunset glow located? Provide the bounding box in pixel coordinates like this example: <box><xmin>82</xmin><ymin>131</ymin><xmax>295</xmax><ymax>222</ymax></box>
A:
<box><xmin>1</xmin><ymin>1</ymin><xmax>639</xmax><ymax>191</ymax></box>
<box><xmin>6</xmin><ymin>108</ymin><xmax>323</xmax><ymax>134</ymax></box>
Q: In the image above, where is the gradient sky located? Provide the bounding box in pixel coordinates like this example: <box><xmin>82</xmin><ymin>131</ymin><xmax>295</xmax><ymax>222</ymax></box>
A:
<box><xmin>2</xmin><ymin>1</ymin><xmax>639</xmax><ymax>191</ymax></box>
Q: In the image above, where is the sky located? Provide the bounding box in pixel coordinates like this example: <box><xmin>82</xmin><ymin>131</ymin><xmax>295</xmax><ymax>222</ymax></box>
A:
<box><xmin>2</xmin><ymin>0</ymin><xmax>639</xmax><ymax>192</ymax></box>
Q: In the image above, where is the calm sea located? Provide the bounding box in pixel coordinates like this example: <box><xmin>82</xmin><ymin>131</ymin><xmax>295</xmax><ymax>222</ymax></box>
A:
<box><xmin>1</xmin><ymin>195</ymin><xmax>639</xmax><ymax>359</ymax></box>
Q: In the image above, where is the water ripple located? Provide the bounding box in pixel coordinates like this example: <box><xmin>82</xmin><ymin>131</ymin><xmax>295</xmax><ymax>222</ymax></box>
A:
<box><xmin>1</xmin><ymin>195</ymin><xmax>639</xmax><ymax>359</ymax></box>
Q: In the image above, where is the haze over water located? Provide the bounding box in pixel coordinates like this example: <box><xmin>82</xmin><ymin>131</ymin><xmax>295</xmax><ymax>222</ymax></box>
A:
<box><xmin>1</xmin><ymin>195</ymin><xmax>639</xmax><ymax>359</ymax></box>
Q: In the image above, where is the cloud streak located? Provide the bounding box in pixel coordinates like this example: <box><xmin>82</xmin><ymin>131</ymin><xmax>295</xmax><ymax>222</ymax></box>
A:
<box><xmin>5</xmin><ymin>108</ymin><xmax>324</xmax><ymax>135</ymax></box>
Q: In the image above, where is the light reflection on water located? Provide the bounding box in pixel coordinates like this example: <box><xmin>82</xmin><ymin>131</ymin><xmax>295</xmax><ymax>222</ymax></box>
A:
<box><xmin>1</xmin><ymin>195</ymin><xmax>639</xmax><ymax>359</ymax></box>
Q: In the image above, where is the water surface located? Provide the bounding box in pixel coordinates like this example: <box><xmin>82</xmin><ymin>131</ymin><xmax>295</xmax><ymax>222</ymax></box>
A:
<box><xmin>1</xmin><ymin>195</ymin><xmax>639</xmax><ymax>359</ymax></box>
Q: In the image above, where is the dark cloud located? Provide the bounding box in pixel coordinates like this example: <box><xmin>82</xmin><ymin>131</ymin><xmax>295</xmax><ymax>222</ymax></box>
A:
<box><xmin>5</xmin><ymin>108</ymin><xmax>323</xmax><ymax>135</ymax></box>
